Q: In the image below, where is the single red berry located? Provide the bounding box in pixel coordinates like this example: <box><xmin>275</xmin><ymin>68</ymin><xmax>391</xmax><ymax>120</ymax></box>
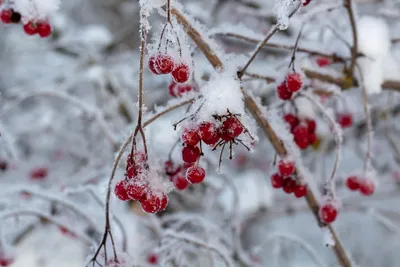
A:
<box><xmin>270</xmin><ymin>173</ymin><xmax>284</xmax><ymax>188</ymax></box>
<box><xmin>172</xmin><ymin>63</ymin><xmax>190</xmax><ymax>83</ymax></box>
<box><xmin>126</xmin><ymin>166</ymin><xmax>137</xmax><ymax>179</ymax></box>
<box><xmin>0</xmin><ymin>160</ymin><xmax>8</xmax><ymax>171</ymax></box>
<box><xmin>155</xmin><ymin>54</ymin><xmax>175</xmax><ymax>74</ymax></box>
<box><xmin>148</xmin><ymin>55</ymin><xmax>161</xmax><ymax>75</ymax></box>
<box><xmin>114</xmin><ymin>180</ymin><xmax>130</xmax><ymax>201</ymax></box>
<box><xmin>182</xmin><ymin>145</ymin><xmax>200</xmax><ymax>163</ymax></box>
<box><xmin>316</xmin><ymin>57</ymin><xmax>330</xmax><ymax>67</ymax></box>
<box><xmin>277</xmin><ymin>82</ymin><xmax>292</xmax><ymax>100</ymax></box>
<box><xmin>30</xmin><ymin>167</ymin><xmax>48</xmax><ymax>180</ymax></box>
<box><xmin>0</xmin><ymin>9</ymin><xmax>12</xmax><ymax>24</ymax></box>
<box><xmin>9</xmin><ymin>10</ymin><xmax>21</xmax><ymax>23</ymax></box>
<box><xmin>284</xmin><ymin>114</ymin><xmax>298</xmax><ymax>129</ymax></box>
<box><xmin>37</xmin><ymin>21</ymin><xmax>52</xmax><ymax>37</ymax></box>
<box><xmin>294</xmin><ymin>185</ymin><xmax>307</xmax><ymax>198</ymax></box>
<box><xmin>359</xmin><ymin>179</ymin><xmax>375</xmax><ymax>196</ymax></box>
<box><xmin>337</xmin><ymin>113</ymin><xmax>353</xmax><ymax>128</ymax></box>
<box><xmin>126</xmin><ymin>180</ymin><xmax>147</xmax><ymax>200</ymax></box>
<box><xmin>222</xmin><ymin>117</ymin><xmax>243</xmax><ymax>139</ymax></box>
<box><xmin>199</xmin><ymin>121</ymin><xmax>220</xmax><ymax>145</ymax></box>
<box><xmin>159</xmin><ymin>193</ymin><xmax>168</xmax><ymax>211</ymax></box>
<box><xmin>319</xmin><ymin>203</ymin><xmax>338</xmax><ymax>223</ymax></box>
<box><xmin>282</xmin><ymin>177</ymin><xmax>297</xmax><ymax>194</ymax></box>
<box><xmin>308</xmin><ymin>133</ymin><xmax>317</xmax><ymax>145</ymax></box>
<box><xmin>182</xmin><ymin>128</ymin><xmax>201</xmax><ymax>146</ymax></box>
<box><xmin>186</xmin><ymin>166</ymin><xmax>206</xmax><ymax>184</ymax></box>
<box><xmin>141</xmin><ymin>191</ymin><xmax>164</xmax><ymax>213</ymax></box>
<box><xmin>306</xmin><ymin>119</ymin><xmax>316</xmax><ymax>133</ymax></box>
<box><xmin>173</xmin><ymin>173</ymin><xmax>189</xmax><ymax>190</ymax></box>
<box><xmin>23</xmin><ymin>22</ymin><xmax>38</xmax><ymax>35</ymax></box>
<box><xmin>292</xmin><ymin>124</ymin><xmax>310</xmax><ymax>147</ymax></box>
<box><xmin>169</xmin><ymin>81</ymin><xmax>193</xmax><ymax>97</ymax></box>
<box><xmin>0</xmin><ymin>256</ymin><xmax>13</xmax><ymax>267</ymax></box>
<box><xmin>346</xmin><ymin>176</ymin><xmax>360</xmax><ymax>191</ymax></box>
<box><xmin>278</xmin><ymin>159</ymin><xmax>295</xmax><ymax>177</ymax></box>
<box><xmin>147</xmin><ymin>253</ymin><xmax>158</xmax><ymax>265</ymax></box>
<box><xmin>303</xmin><ymin>0</ymin><xmax>311</xmax><ymax>6</ymax></box>
<box><xmin>295</xmin><ymin>137</ymin><xmax>309</xmax><ymax>149</ymax></box>
<box><xmin>286</xmin><ymin>73</ymin><xmax>302</xmax><ymax>92</ymax></box>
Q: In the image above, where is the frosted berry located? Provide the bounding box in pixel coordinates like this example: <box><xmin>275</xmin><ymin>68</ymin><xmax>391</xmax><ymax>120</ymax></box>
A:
<box><xmin>182</xmin><ymin>128</ymin><xmax>201</xmax><ymax>146</ymax></box>
<box><xmin>186</xmin><ymin>166</ymin><xmax>206</xmax><ymax>184</ymax></box>
<box><xmin>0</xmin><ymin>9</ymin><xmax>12</xmax><ymax>24</ymax></box>
<box><xmin>284</xmin><ymin>114</ymin><xmax>298</xmax><ymax>128</ymax></box>
<box><xmin>160</xmin><ymin>193</ymin><xmax>168</xmax><ymax>211</ymax></box>
<box><xmin>114</xmin><ymin>180</ymin><xmax>130</xmax><ymax>201</ymax></box>
<box><xmin>286</xmin><ymin>73</ymin><xmax>302</xmax><ymax>92</ymax></box>
<box><xmin>182</xmin><ymin>145</ymin><xmax>200</xmax><ymax>163</ymax></box>
<box><xmin>294</xmin><ymin>185</ymin><xmax>307</xmax><ymax>198</ymax></box>
<box><xmin>173</xmin><ymin>173</ymin><xmax>189</xmax><ymax>190</ymax></box>
<box><xmin>337</xmin><ymin>113</ymin><xmax>353</xmax><ymax>128</ymax></box>
<box><xmin>126</xmin><ymin>180</ymin><xmax>147</xmax><ymax>200</ymax></box>
<box><xmin>141</xmin><ymin>191</ymin><xmax>164</xmax><ymax>213</ymax></box>
<box><xmin>270</xmin><ymin>173</ymin><xmax>284</xmax><ymax>188</ymax></box>
<box><xmin>10</xmin><ymin>10</ymin><xmax>21</xmax><ymax>23</ymax></box>
<box><xmin>278</xmin><ymin>159</ymin><xmax>295</xmax><ymax>176</ymax></box>
<box><xmin>222</xmin><ymin>117</ymin><xmax>243</xmax><ymax>139</ymax></box>
<box><xmin>147</xmin><ymin>253</ymin><xmax>158</xmax><ymax>265</ymax></box>
<box><xmin>23</xmin><ymin>22</ymin><xmax>38</xmax><ymax>35</ymax></box>
<box><xmin>282</xmin><ymin>177</ymin><xmax>297</xmax><ymax>194</ymax></box>
<box><xmin>277</xmin><ymin>82</ymin><xmax>292</xmax><ymax>100</ymax></box>
<box><xmin>359</xmin><ymin>179</ymin><xmax>375</xmax><ymax>196</ymax></box>
<box><xmin>199</xmin><ymin>122</ymin><xmax>219</xmax><ymax>145</ymax></box>
<box><xmin>172</xmin><ymin>63</ymin><xmax>190</xmax><ymax>83</ymax></box>
<box><xmin>30</xmin><ymin>167</ymin><xmax>48</xmax><ymax>180</ymax></box>
<box><xmin>168</xmin><ymin>81</ymin><xmax>192</xmax><ymax>97</ymax></box>
<box><xmin>306</xmin><ymin>119</ymin><xmax>316</xmax><ymax>133</ymax></box>
<box><xmin>133</xmin><ymin>151</ymin><xmax>147</xmax><ymax>164</ymax></box>
<box><xmin>319</xmin><ymin>203</ymin><xmax>337</xmax><ymax>223</ymax></box>
<box><xmin>308</xmin><ymin>133</ymin><xmax>317</xmax><ymax>145</ymax></box>
<box><xmin>155</xmin><ymin>54</ymin><xmax>175</xmax><ymax>74</ymax></box>
<box><xmin>148</xmin><ymin>55</ymin><xmax>160</xmax><ymax>75</ymax></box>
<box><xmin>316</xmin><ymin>57</ymin><xmax>330</xmax><ymax>67</ymax></box>
<box><xmin>346</xmin><ymin>176</ymin><xmax>360</xmax><ymax>191</ymax></box>
<box><xmin>292</xmin><ymin>124</ymin><xmax>310</xmax><ymax>149</ymax></box>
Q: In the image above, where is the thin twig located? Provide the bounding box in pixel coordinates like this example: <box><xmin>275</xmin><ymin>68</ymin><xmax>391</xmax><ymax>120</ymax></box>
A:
<box><xmin>344</xmin><ymin>0</ymin><xmax>358</xmax><ymax>78</ymax></box>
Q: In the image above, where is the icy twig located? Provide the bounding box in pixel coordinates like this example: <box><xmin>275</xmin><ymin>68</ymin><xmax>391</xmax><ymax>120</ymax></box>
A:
<box><xmin>344</xmin><ymin>0</ymin><xmax>358</xmax><ymax>78</ymax></box>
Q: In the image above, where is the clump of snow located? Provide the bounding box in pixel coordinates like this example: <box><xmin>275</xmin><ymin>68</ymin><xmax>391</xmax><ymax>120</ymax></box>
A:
<box><xmin>322</xmin><ymin>227</ymin><xmax>335</xmax><ymax>247</ymax></box>
<box><xmin>12</xmin><ymin>0</ymin><xmax>61</xmax><ymax>22</ymax></box>
<box><xmin>293</xmin><ymin>96</ymin><xmax>316</xmax><ymax>120</ymax></box>
<box><xmin>273</xmin><ymin>0</ymin><xmax>293</xmax><ymax>30</ymax></box>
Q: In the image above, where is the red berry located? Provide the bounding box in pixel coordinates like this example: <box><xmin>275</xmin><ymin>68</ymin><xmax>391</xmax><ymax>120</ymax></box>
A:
<box><xmin>295</xmin><ymin>138</ymin><xmax>309</xmax><ymax>149</ymax></box>
<box><xmin>282</xmin><ymin>177</ymin><xmax>297</xmax><ymax>194</ymax></box>
<box><xmin>182</xmin><ymin>145</ymin><xmax>200</xmax><ymax>163</ymax></box>
<box><xmin>155</xmin><ymin>54</ymin><xmax>175</xmax><ymax>74</ymax></box>
<box><xmin>37</xmin><ymin>21</ymin><xmax>52</xmax><ymax>37</ymax></box>
<box><xmin>23</xmin><ymin>22</ymin><xmax>38</xmax><ymax>35</ymax></box>
<box><xmin>284</xmin><ymin>114</ymin><xmax>298</xmax><ymax>129</ymax></box>
<box><xmin>172</xmin><ymin>63</ymin><xmax>190</xmax><ymax>83</ymax></box>
<box><xmin>308</xmin><ymin>133</ymin><xmax>317</xmax><ymax>145</ymax></box>
<box><xmin>286</xmin><ymin>73</ymin><xmax>302</xmax><ymax>92</ymax></box>
<box><xmin>277</xmin><ymin>82</ymin><xmax>292</xmax><ymax>100</ymax></box>
<box><xmin>292</xmin><ymin>124</ymin><xmax>310</xmax><ymax>149</ymax></box>
<box><xmin>346</xmin><ymin>176</ymin><xmax>360</xmax><ymax>191</ymax></box>
<box><xmin>270</xmin><ymin>173</ymin><xmax>284</xmax><ymax>188</ymax></box>
<box><xmin>168</xmin><ymin>81</ymin><xmax>193</xmax><ymax>97</ymax></box>
<box><xmin>148</xmin><ymin>55</ymin><xmax>161</xmax><ymax>74</ymax></box>
<box><xmin>114</xmin><ymin>180</ymin><xmax>130</xmax><ymax>201</ymax></box>
<box><xmin>337</xmin><ymin>113</ymin><xmax>353</xmax><ymax>128</ymax></box>
<box><xmin>319</xmin><ymin>203</ymin><xmax>338</xmax><ymax>223</ymax></box>
<box><xmin>133</xmin><ymin>151</ymin><xmax>147</xmax><ymax>164</ymax></box>
<box><xmin>182</xmin><ymin>128</ymin><xmax>200</xmax><ymax>146</ymax></box>
<box><xmin>294</xmin><ymin>185</ymin><xmax>307</xmax><ymax>198</ymax></box>
<box><xmin>126</xmin><ymin>180</ymin><xmax>147</xmax><ymax>200</ymax></box>
<box><xmin>0</xmin><ymin>9</ymin><xmax>12</xmax><ymax>24</ymax></box>
<box><xmin>199</xmin><ymin>122</ymin><xmax>220</xmax><ymax>145</ymax></box>
<box><xmin>173</xmin><ymin>173</ymin><xmax>189</xmax><ymax>190</ymax></box>
<box><xmin>141</xmin><ymin>191</ymin><xmax>165</xmax><ymax>213</ymax></box>
<box><xmin>147</xmin><ymin>253</ymin><xmax>158</xmax><ymax>265</ymax></box>
<box><xmin>278</xmin><ymin>159</ymin><xmax>295</xmax><ymax>176</ymax></box>
<box><xmin>0</xmin><ymin>256</ymin><xmax>13</xmax><ymax>267</ymax></box>
<box><xmin>222</xmin><ymin>117</ymin><xmax>243</xmax><ymax>139</ymax></box>
<box><xmin>303</xmin><ymin>0</ymin><xmax>311</xmax><ymax>6</ymax></box>
<box><xmin>359</xmin><ymin>179</ymin><xmax>375</xmax><ymax>196</ymax></box>
<box><xmin>160</xmin><ymin>193</ymin><xmax>168</xmax><ymax>211</ymax></box>
<box><xmin>164</xmin><ymin>160</ymin><xmax>179</xmax><ymax>176</ymax></box>
<box><xmin>186</xmin><ymin>166</ymin><xmax>206</xmax><ymax>184</ymax></box>
<box><xmin>316</xmin><ymin>57</ymin><xmax>330</xmax><ymax>67</ymax></box>
<box><xmin>306</xmin><ymin>119</ymin><xmax>316</xmax><ymax>133</ymax></box>
<box><xmin>30</xmin><ymin>167</ymin><xmax>48</xmax><ymax>180</ymax></box>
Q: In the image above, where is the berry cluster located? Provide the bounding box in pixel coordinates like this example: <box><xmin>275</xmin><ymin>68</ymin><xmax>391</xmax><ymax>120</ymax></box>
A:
<box><xmin>0</xmin><ymin>9</ymin><xmax>52</xmax><ymax>37</ymax></box>
<box><xmin>168</xmin><ymin>80</ymin><xmax>196</xmax><ymax>97</ymax></box>
<box><xmin>164</xmin><ymin>160</ymin><xmax>196</xmax><ymax>190</ymax></box>
<box><xmin>284</xmin><ymin>114</ymin><xmax>317</xmax><ymax>150</ymax></box>
<box><xmin>114</xmin><ymin>151</ymin><xmax>169</xmax><ymax>214</ymax></box>
<box><xmin>319</xmin><ymin>201</ymin><xmax>338</xmax><ymax>223</ymax></box>
<box><xmin>345</xmin><ymin>175</ymin><xmax>375</xmax><ymax>196</ymax></box>
<box><xmin>336</xmin><ymin>113</ymin><xmax>353</xmax><ymax>128</ymax></box>
<box><xmin>270</xmin><ymin>159</ymin><xmax>307</xmax><ymax>198</ymax></box>
<box><xmin>277</xmin><ymin>73</ymin><xmax>303</xmax><ymax>100</ymax></box>
<box><xmin>149</xmin><ymin>53</ymin><xmax>191</xmax><ymax>83</ymax></box>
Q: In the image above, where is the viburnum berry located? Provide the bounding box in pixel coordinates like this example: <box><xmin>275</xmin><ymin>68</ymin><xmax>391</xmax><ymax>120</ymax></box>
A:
<box><xmin>303</xmin><ymin>0</ymin><xmax>311</xmax><ymax>7</ymax></box>
<box><xmin>282</xmin><ymin>177</ymin><xmax>297</xmax><ymax>194</ymax></box>
<box><xmin>286</xmin><ymin>73</ymin><xmax>302</xmax><ymax>92</ymax></box>
<box><xmin>278</xmin><ymin>159</ymin><xmax>295</xmax><ymax>177</ymax></box>
<box><xmin>10</xmin><ymin>10</ymin><xmax>21</xmax><ymax>23</ymax></box>
<box><xmin>0</xmin><ymin>256</ymin><xmax>13</xmax><ymax>267</ymax></box>
<box><xmin>133</xmin><ymin>151</ymin><xmax>147</xmax><ymax>164</ymax></box>
<box><xmin>294</xmin><ymin>185</ymin><xmax>307</xmax><ymax>198</ymax></box>
<box><xmin>168</xmin><ymin>81</ymin><xmax>193</xmax><ymax>97</ymax></box>
<box><xmin>23</xmin><ymin>22</ymin><xmax>38</xmax><ymax>35</ymax></box>
<box><xmin>0</xmin><ymin>9</ymin><xmax>12</xmax><ymax>24</ymax></box>
<box><xmin>308</xmin><ymin>133</ymin><xmax>317</xmax><ymax>145</ymax></box>
<box><xmin>160</xmin><ymin>194</ymin><xmax>168</xmax><ymax>211</ymax></box>
<box><xmin>30</xmin><ymin>167</ymin><xmax>48</xmax><ymax>180</ymax></box>
<box><xmin>270</xmin><ymin>173</ymin><xmax>284</xmax><ymax>188</ymax></box>
<box><xmin>155</xmin><ymin>54</ymin><xmax>175</xmax><ymax>74</ymax></box>
<box><xmin>316</xmin><ymin>57</ymin><xmax>330</xmax><ymax>67</ymax></box>
<box><xmin>0</xmin><ymin>160</ymin><xmax>7</xmax><ymax>171</ymax></box>
<box><xmin>148</xmin><ymin>55</ymin><xmax>160</xmax><ymax>75</ymax></box>
<box><xmin>306</xmin><ymin>119</ymin><xmax>316</xmax><ymax>133</ymax></box>
<box><xmin>284</xmin><ymin>114</ymin><xmax>298</xmax><ymax>129</ymax></box>
<box><xmin>172</xmin><ymin>63</ymin><xmax>190</xmax><ymax>83</ymax></box>
<box><xmin>277</xmin><ymin>82</ymin><xmax>292</xmax><ymax>100</ymax></box>
<box><xmin>337</xmin><ymin>113</ymin><xmax>353</xmax><ymax>128</ymax></box>
<box><xmin>173</xmin><ymin>173</ymin><xmax>189</xmax><ymax>190</ymax></box>
<box><xmin>141</xmin><ymin>191</ymin><xmax>166</xmax><ymax>213</ymax></box>
<box><xmin>114</xmin><ymin>180</ymin><xmax>130</xmax><ymax>201</ymax></box>
<box><xmin>346</xmin><ymin>176</ymin><xmax>360</xmax><ymax>191</ymax></box>
<box><xmin>359</xmin><ymin>179</ymin><xmax>375</xmax><ymax>196</ymax></box>
<box><xmin>182</xmin><ymin>145</ymin><xmax>200</xmax><ymax>163</ymax></box>
<box><xmin>292</xmin><ymin>124</ymin><xmax>310</xmax><ymax>149</ymax></box>
<box><xmin>199</xmin><ymin>121</ymin><xmax>219</xmax><ymax>145</ymax></box>
<box><xmin>182</xmin><ymin>128</ymin><xmax>200</xmax><ymax>146</ymax></box>
<box><xmin>222</xmin><ymin>117</ymin><xmax>243</xmax><ymax>139</ymax></box>
<box><xmin>186</xmin><ymin>166</ymin><xmax>206</xmax><ymax>184</ymax></box>
<box><xmin>147</xmin><ymin>253</ymin><xmax>158</xmax><ymax>265</ymax></box>
<box><xmin>126</xmin><ymin>180</ymin><xmax>147</xmax><ymax>200</ymax></box>
<box><xmin>319</xmin><ymin>203</ymin><xmax>338</xmax><ymax>223</ymax></box>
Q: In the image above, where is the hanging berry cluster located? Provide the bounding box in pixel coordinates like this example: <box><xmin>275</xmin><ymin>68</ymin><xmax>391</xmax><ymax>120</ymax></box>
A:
<box><xmin>284</xmin><ymin>113</ymin><xmax>317</xmax><ymax>150</ymax></box>
<box><xmin>270</xmin><ymin>158</ymin><xmax>307</xmax><ymax>198</ymax></box>
<box><xmin>277</xmin><ymin>73</ymin><xmax>303</xmax><ymax>101</ymax></box>
<box><xmin>345</xmin><ymin>175</ymin><xmax>375</xmax><ymax>196</ymax></box>
<box><xmin>0</xmin><ymin>8</ymin><xmax>52</xmax><ymax>37</ymax></box>
<box><xmin>114</xmin><ymin>151</ymin><xmax>169</xmax><ymax>214</ymax></box>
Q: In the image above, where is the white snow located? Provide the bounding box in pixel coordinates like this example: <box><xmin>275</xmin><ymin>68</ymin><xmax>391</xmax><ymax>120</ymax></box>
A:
<box><xmin>12</xmin><ymin>0</ymin><xmax>61</xmax><ymax>22</ymax></box>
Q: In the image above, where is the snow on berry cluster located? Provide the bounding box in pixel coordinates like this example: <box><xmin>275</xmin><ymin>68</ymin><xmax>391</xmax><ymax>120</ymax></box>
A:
<box><xmin>277</xmin><ymin>73</ymin><xmax>303</xmax><ymax>101</ymax></box>
<box><xmin>284</xmin><ymin>113</ymin><xmax>317</xmax><ymax>150</ymax></box>
<box><xmin>345</xmin><ymin>175</ymin><xmax>375</xmax><ymax>196</ymax></box>
<box><xmin>0</xmin><ymin>0</ymin><xmax>59</xmax><ymax>37</ymax></box>
<box><xmin>114</xmin><ymin>151</ymin><xmax>169</xmax><ymax>214</ymax></box>
<box><xmin>270</xmin><ymin>158</ymin><xmax>307</xmax><ymax>198</ymax></box>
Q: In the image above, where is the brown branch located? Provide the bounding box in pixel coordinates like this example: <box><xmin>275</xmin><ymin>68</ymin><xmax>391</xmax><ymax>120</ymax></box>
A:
<box><xmin>344</xmin><ymin>0</ymin><xmax>358</xmax><ymax>79</ymax></box>
<box><xmin>172</xmin><ymin>7</ymin><xmax>353</xmax><ymax>267</ymax></box>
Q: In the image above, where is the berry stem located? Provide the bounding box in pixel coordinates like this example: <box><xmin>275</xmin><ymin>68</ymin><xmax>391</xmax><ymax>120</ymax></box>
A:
<box><xmin>344</xmin><ymin>0</ymin><xmax>358</xmax><ymax>80</ymax></box>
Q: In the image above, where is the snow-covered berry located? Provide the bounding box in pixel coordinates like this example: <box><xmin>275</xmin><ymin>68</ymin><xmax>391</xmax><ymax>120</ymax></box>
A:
<box><xmin>155</xmin><ymin>54</ymin><xmax>175</xmax><ymax>74</ymax></box>
<box><xmin>186</xmin><ymin>166</ymin><xmax>206</xmax><ymax>184</ymax></box>
<box><xmin>172</xmin><ymin>63</ymin><xmax>190</xmax><ymax>83</ymax></box>
<box><xmin>319</xmin><ymin>203</ymin><xmax>338</xmax><ymax>223</ymax></box>
<box><xmin>294</xmin><ymin>185</ymin><xmax>307</xmax><ymax>198</ymax></box>
<box><xmin>182</xmin><ymin>145</ymin><xmax>200</xmax><ymax>163</ymax></box>
<box><xmin>346</xmin><ymin>176</ymin><xmax>360</xmax><ymax>191</ymax></box>
<box><xmin>114</xmin><ymin>180</ymin><xmax>130</xmax><ymax>201</ymax></box>
<box><xmin>278</xmin><ymin>159</ymin><xmax>295</xmax><ymax>177</ymax></box>
<box><xmin>126</xmin><ymin>180</ymin><xmax>147</xmax><ymax>200</ymax></box>
<box><xmin>271</xmin><ymin>173</ymin><xmax>284</xmax><ymax>188</ymax></box>
<box><xmin>277</xmin><ymin>82</ymin><xmax>292</xmax><ymax>100</ymax></box>
<box><xmin>282</xmin><ymin>177</ymin><xmax>297</xmax><ymax>194</ymax></box>
<box><xmin>286</xmin><ymin>73</ymin><xmax>302</xmax><ymax>92</ymax></box>
<box><xmin>182</xmin><ymin>128</ymin><xmax>200</xmax><ymax>146</ymax></box>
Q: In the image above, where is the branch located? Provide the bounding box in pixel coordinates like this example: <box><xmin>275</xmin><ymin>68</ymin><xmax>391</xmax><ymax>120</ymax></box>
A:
<box><xmin>344</xmin><ymin>0</ymin><xmax>358</xmax><ymax>78</ymax></box>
